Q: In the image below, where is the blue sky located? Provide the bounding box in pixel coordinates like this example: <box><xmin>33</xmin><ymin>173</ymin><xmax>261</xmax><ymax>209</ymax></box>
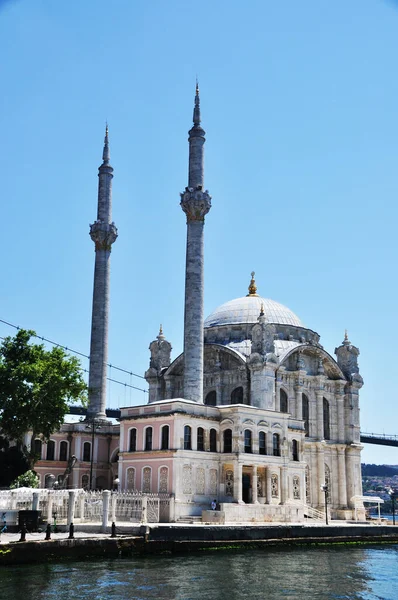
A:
<box><xmin>1</xmin><ymin>0</ymin><xmax>397</xmax><ymax>464</ymax></box>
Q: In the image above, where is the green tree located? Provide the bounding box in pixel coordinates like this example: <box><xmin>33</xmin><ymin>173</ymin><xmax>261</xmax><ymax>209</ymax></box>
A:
<box><xmin>10</xmin><ymin>469</ymin><xmax>39</xmax><ymax>489</ymax></box>
<box><xmin>0</xmin><ymin>329</ymin><xmax>87</xmax><ymax>459</ymax></box>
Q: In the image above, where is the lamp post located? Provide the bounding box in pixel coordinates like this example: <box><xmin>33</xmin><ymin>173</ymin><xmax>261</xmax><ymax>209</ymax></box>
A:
<box><xmin>388</xmin><ymin>488</ymin><xmax>396</xmax><ymax>526</ymax></box>
<box><xmin>85</xmin><ymin>419</ymin><xmax>102</xmax><ymax>490</ymax></box>
<box><xmin>320</xmin><ymin>483</ymin><xmax>329</xmax><ymax>525</ymax></box>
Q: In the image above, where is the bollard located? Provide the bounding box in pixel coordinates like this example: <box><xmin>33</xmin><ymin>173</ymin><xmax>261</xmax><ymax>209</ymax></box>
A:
<box><xmin>19</xmin><ymin>524</ymin><xmax>26</xmax><ymax>542</ymax></box>
<box><xmin>68</xmin><ymin>522</ymin><xmax>74</xmax><ymax>539</ymax></box>
<box><xmin>111</xmin><ymin>521</ymin><xmax>116</xmax><ymax>538</ymax></box>
<box><xmin>45</xmin><ymin>523</ymin><xmax>51</xmax><ymax>540</ymax></box>
<box><xmin>102</xmin><ymin>490</ymin><xmax>111</xmax><ymax>533</ymax></box>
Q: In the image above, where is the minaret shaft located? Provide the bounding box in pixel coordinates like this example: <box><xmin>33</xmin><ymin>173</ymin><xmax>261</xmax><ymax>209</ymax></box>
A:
<box><xmin>183</xmin><ymin>221</ymin><xmax>205</xmax><ymax>402</ymax></box>
<box><xmin>87</xmin><ymin>249</ymin><xmax>111</xmax><ymax>419</ymax></box>
<box><xmin>87</xmin><ymin>127</ymin><xmax>118</xmax><ymax>420</ymax></box>
<box><xmin>180</xmin><ymin>84</ymin><xmax>211</xmax><ymax>403</ymax></box>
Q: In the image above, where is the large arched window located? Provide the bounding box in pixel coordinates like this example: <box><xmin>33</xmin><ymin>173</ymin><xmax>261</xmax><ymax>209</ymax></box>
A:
<box><xmin>205</xmin><ymin>391</ymin><xmax>217</xmax><ymax>406</ymax></box>
<box><xmin>59</xmin><ymin>440</ymin><xmax>68</xmax><ymax>461</ymax></box>
<box><xmin>83</xmin><ymin>442</ymin><xmax>91</xmax><ymax>462</ymax></box>
<box><xmin>244</xmin><ymin>429</ymin><xmax>252</xmax><ymax>453</ymax></box>
<box><xmin>184</xmin><ymin>425</ymin><xmax>192</xmax><ymax>450</ymax></box>
<box><xmin>231</xmin><ymin>386</ymin><xmax>243</xmax><ymax>404</ymax></box>
<box><xmin>197</xmin><ymin>427</ymin><xmax>204</xmax><ymax>451</ymax></box>
<box><xmin>210</xmin><ymin>428</ymin><xmax>217</xmax><ymax>452</ymax></box>
<box><xmin>145</xmin><ymin>427</ymin><xmax>153</xmax><ymax>451</ymax></box>
<box><xmin>129</xmin><ymin>428</ymin><xmax>137</xmax><ymax>452</ymax></box>
<box><xmin>273</xmin><ymin>433</ymin><xmax>281</xmax><ymax>457</ymax></box>
<box><xmin>223</xmin><ymin>429</ymin><xmax>232</xmax><ymax>453</ymax></box>
<box><xmin>259</xmin><ymin>431</ymin><xmax>267</xmax><ymax>455</ymax></box>
<box><xmin>46</xmin><ymin>440</ymin><xmax>55</xmax><ymax>461</ymax></box>
<box><xmin>323</xmin><ymin>398</ymin><xmax>330</xmax><ymax>440</ymax></box>
<box><xmin>292</xmin><ymin>439</ymin><xmax>299</xmax><ymax>461</ymax></box>
<box><xmin>161</xmin><ymin>425</ymin><xmax>169</xmax><ymax>450</ymax></box>
<box><xmin>302</xmin><ymin>394</ymin><xmax>309</xmax><ymax>437</ymax></box>
<box><xmin>127</xmin><ymin>467</ymin><xmax>136</xmax><ymax>491</ymax></box>
<box><xmin>280</xmin><ymin>389</ymin><xmax>288</xmax><ymax>413</ymax></box>
<box><xmin>33</xmin><ymin>438</ymin><xmax>42</xmax><ymax>458</ymax></box>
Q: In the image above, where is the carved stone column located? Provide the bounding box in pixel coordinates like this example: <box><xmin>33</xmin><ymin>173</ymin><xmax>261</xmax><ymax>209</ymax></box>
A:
<box><xmin>234</xmin><ymin>462</ymin><xmax>243</xmax><ymax>504</ymax></box>
<box><xmin>252</xmin><ymin>465</ymin><xmax>258</xmax><ymax>504</ymax></box>
<box><xmin>266</xmin><ymin>467</ymin><xmax>272</xmax><ymax>504</ymax></box>
<box><xmin>336</xmin><ymin>393</ymin><xmax>346</xmax><ymax>444</ymax></box>
<box><xmin>280</xmin><ymin>466</ymin><xmax>288</xmax><ymax>505</ymax></box>
<box><xmin>317</xmin><ymin>443</ymin><xmax>325</xmax><ymax>509</ymax></box>
<box><xmin>337</xmin><ymin>446</ymin><xmax>347</xmax><ymax>508</ymax></box>
<box><xmin>316</xmin><ymin>391</ymin><xmax>324</xmax><ymax>440</ymax></box>
<box><xmin>295</xmin><ymin>386</ymin><xmax>303</xmax><ymax>420</ymax></box>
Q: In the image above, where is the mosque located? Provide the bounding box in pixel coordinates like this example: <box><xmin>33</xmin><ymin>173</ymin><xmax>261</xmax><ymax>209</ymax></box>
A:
<box><xmin>32</xmin><ymin>86</ymin><xmax>364</xmax><ymax>522</ymax></box>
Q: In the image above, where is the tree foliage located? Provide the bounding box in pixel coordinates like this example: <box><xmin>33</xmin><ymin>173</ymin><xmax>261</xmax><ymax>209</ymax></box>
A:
<box><xmin>0</xmin><ymin>329</ymin><xmax>87</xmax><ymax>446</ymax></box>
<box><xmin>10</xmin><ymin>469</ymin><xmax>39</xmax><ymax>489</ymax></box>
<box><xmin>0</xmin><ymin>436</ymin><xmax>30</xmax><ymax>487</ymax></box>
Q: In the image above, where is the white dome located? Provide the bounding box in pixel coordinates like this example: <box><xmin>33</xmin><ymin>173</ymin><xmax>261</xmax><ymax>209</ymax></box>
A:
<box><xmin>204</xmin><ymin>296</ymin><xmax>303</xmax><ymax>328</ymax></box>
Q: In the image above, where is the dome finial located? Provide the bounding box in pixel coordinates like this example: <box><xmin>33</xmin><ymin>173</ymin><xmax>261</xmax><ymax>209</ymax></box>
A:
<box><xmin>157</xmin><ymin>324</ymin><xmax>165</xmax><ymax>341</ymax></box>
<box><xmin>343</xmin><ymin>329</ymin><xmax>350</xmax><ymax>345</ymax></box>
<box><xmin>247</xmin><ymin>271</ymin><xmax>259</xmax><ymax>296</ymax></box>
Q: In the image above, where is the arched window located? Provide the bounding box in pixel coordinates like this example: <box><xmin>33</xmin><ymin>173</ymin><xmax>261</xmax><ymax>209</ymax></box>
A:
<box><xmin>197</xmin><ymin>427</ymin><xmax>204</xmax><ymax>451</ymax></box>
<box><xmin>292</xmin><ymin>439</ymin><xmax>299</xmax><ymax>461</ymax></box>
<box><xmin>127</xmin><ymin>467</ymin><xmax>136</xmax><ymax>491</ymax></box>
<box><xmin>302</xmin><ymin>394</ymin><xmax>309</xmax><ymax>437</ymax></box>
<box><xmin>273</xmin><ymin>433</ymin><xmax>280</xmax><ymax>457</ymax></box>
<box><xmin>33</xmin><ymin>438</ymin><xmax>42</xmax><ymax>458</ymax></box>
<box><xmin>45</xmin><ymin>474</ymin><xmax>55</xmax><ymax>489</ymax></box>
<box><xmin>205</xmin><ymin>391</ymin><xmax>217</xmax><ymax>406</ymax></box>
<box><xmin>129</xmin><ymin>428</ymin><xmax>137</xmax><ymax>452</ymax></box>
<box><xmin>259</xmin><ymin>431</ymin><xmax>267</xmax><ymax>455</ymax></box>
<box><xmin>280</xmin><ymin>389</ymin><xmax>288</xmax><ymax>413</ymax></box>
<box><xmin>184</xmin><ymin>425</ymin><xmax>192</xmax><ymax>450</ymax></box>
<box><xmin>59</xmin><ymin>440</ymin><xmax>68</xmax><ymax>461</ymax></box>
<box><xmin>161</xmin><ymin>425</ymin><xmax>169</xmax><ymax>450</ymax></box>
<box><xmin>82</xmin><ymin>474</ymin><xmax>89</xmax><ymax>490</ymax></box>
<box><xmin>142</xmin><ymin>467</ymin><xmax>151</xmax><ymax>493</ymax></box>
<box><xmin>159</xmin><ymin>466</ymin><xmax>169</xmax><ymax>493</ymax></box>
<box><xmin>244</xmin><ymin>429</ymin><xmax>252</xmax><ymax>453</ymax></box>
<box><xmin>231</xmin><ymin>386</ymin><xmax>243</xmax><ymax>404</ymax></box>
<box><xmin>145</xmin><ymin>427</ymin><xmax>153</xmax><ymax>451</ymax></box>
<box><xmin>210</xmin><ymin>428</ymin><xmax>217</xmax><ymax>452</ymax></box>
<box><xmin>223</xmin><ymin>429</ymin><xmax>232</xmax><ymax>453</ymax></box>
<box><xmin>46</xmin><ymin>440</ymin><xmax>55</xmax><ymax>461</ymax></box>
<box><xmin>83</xmin><ymin>442</ymin><xmax>91</xmax><ymax>462</ymax></box>
<box><xmin>323</xmin><ymin>398</ymin><xmax>330</xmax><ymax>440</ymax></box>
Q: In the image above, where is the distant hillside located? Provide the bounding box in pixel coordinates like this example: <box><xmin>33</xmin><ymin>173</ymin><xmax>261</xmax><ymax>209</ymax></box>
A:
<box><xmin>362</xmin><ymin>463</ymin><xmax>398</xmax><ymax>477</ymax></box>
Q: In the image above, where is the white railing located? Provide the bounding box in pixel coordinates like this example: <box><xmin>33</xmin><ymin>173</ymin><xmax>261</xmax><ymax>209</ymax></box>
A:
<box><xmin>0</xmin><ymin>489</ymin><xmax>173</xmax><ymax>525</ymax></box>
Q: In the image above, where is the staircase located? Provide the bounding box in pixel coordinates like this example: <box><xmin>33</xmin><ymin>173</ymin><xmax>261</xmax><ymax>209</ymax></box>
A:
<box><xmin>290</xmin><ymin>501</ymin><xmax>325</xmax><ymax>522</ymax></box>
<box><xmin>176</xmin><ymin>516</ymin><xmax>202</xmax><ymax>524</ymax></box>
<box><xmin>303</xmin><ymin>505</ymin><xmax>325</xmax><ymax>522</ymax></box>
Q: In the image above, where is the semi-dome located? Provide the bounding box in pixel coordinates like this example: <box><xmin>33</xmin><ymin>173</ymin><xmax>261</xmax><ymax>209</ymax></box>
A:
<box><xmin>204</xmin><ymin>273</ymin><xmax>303</xmax><ymax>329</ymax></box>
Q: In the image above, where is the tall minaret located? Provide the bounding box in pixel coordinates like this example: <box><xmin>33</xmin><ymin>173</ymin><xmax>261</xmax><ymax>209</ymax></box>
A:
<box><xmin>87</xmin><ymin>126</ymin><xmax>118</xmax><ymax>420</ymax></box>
<box><xmin>180</xmin><ymin>83</ymin><xmax>211</xmax><ymax>403</ymax></box>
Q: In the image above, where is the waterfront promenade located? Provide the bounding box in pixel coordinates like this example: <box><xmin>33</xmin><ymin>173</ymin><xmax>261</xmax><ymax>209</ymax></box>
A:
<box><xmin>1</xmin><ymin>521</ymin><xmax>398</xmax><ymax>566</ymax></box>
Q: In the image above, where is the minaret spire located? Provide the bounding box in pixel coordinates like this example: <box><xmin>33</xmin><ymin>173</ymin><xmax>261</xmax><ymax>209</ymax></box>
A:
<box><xmin>102</xmin><ymin>122</ymin><xmax>110</xmax><ymax>164</ymax></box>
<box><xmin>180</xmin><ymin>84</ymin><xmax>212</xmax><ymax>403</ymax></box>
<box><xmin>193</xmin><ymin>80</ymin><xmax>201</xmax><ymax>126</ymax></box>
<box><xmin>87</xmin><ymin>126</ymin><xmax>118</xmax><ymax>420</ymax></box>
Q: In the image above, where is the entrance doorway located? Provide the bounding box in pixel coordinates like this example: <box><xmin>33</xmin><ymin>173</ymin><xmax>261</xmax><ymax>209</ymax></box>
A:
<box><xmin>242</xmin><ymin>473</ymin><xmax>251</xmax><ymax>503</ymax></box>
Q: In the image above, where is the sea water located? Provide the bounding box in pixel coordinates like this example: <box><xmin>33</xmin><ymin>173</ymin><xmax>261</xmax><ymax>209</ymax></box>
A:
<box><xmin>0</xmin><ymin>544</ymin><xmax>397</xmax><ymax>600</ymax></box>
